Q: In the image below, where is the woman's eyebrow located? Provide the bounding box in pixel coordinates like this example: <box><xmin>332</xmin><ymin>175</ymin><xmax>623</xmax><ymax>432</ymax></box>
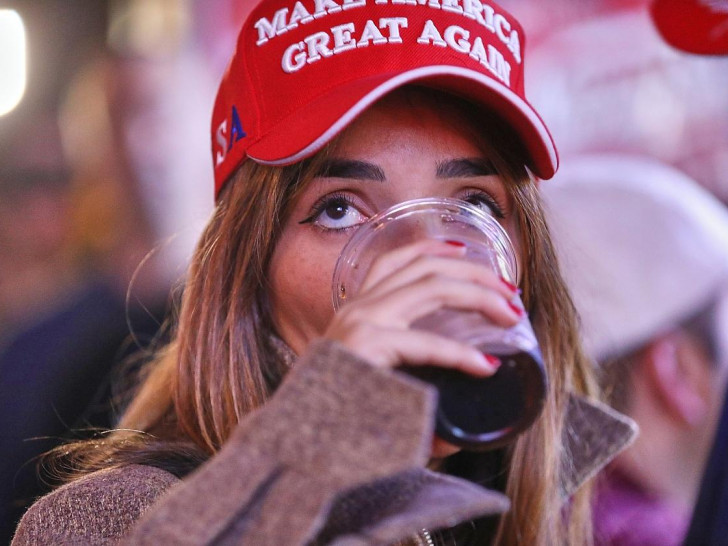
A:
<box><xmin>437</xmin><ymin>158</ymin><xmax>497</xmax><ymax>178</ymax></box>
<box><xmin>315</xmin><ymin>159</ymin><xmax>385</xmax><ymax>181</ymax></box>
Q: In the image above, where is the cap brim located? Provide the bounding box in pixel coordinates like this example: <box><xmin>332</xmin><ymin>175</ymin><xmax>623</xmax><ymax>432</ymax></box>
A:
<box><xmin>247</xmin><ymin>65</ymin><xmax>558</xmax><ymax>180</ymax></box>
<box><xmin>651</xmin><ymin>0</ymin><xmax>728</xmax><ymax>55</ymax></box>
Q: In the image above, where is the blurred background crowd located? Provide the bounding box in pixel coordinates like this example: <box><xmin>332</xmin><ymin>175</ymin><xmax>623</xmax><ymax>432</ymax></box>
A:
<box><xmin>1</xmin><ymin>0</ymin><xmax>727</xmax><ymax>544</ymax></box>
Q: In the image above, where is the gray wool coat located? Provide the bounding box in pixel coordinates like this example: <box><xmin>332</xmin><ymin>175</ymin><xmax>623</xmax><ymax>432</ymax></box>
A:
<box><xmin>12</xmin><ymin>340</ymin><xmax>636</xmax><ymax>545</ymax></box>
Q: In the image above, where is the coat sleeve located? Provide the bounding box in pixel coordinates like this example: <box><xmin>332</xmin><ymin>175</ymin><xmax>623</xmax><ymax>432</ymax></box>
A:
<box><xmin>11</xmin><ymin>464</ymin><xmax>180</xmax><ymax>545</ymax></box>
<box><xmin>13</xmin><ymin>339</ymin><xmax>438</xmax><ymax>545</ymax></box>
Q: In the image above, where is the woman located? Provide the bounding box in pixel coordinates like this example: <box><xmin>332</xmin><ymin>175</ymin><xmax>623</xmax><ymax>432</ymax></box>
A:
<box><xmin>13</xmin><ymin>1</ymin><xmax>635</xmax><ymax>545</ymax></box>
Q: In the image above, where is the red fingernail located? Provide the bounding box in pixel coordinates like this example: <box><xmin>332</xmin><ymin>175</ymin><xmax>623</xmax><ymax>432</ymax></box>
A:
<box><xmin>500</xmin><ymin>277</ymin><xmax>518</xmax><ymax>293</ymax></box>
<box><xmin>445</xmin><ymin>239</ymin><xmax>466</xmax><ymax>247</ymax></box>
<box><xmin>508</xmin><ymin>301</ymin><xmax>525</xmax><ymax>317</ymax></box>
<box><xmin>483</xmin><ymin>354</ymin><xmax>502</xmax><ymax>368</ymax></box>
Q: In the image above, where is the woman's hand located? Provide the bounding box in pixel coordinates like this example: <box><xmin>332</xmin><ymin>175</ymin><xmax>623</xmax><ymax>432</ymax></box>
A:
<box><xmin>324</xmin><ymin>239</ymin><xmax>522</xmax><ymax>377</ymax></box>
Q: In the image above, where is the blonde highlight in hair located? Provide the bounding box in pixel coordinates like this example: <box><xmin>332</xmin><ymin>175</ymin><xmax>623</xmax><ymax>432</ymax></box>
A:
<box><xmin>459</xmin><ymin>112</ymin><xmax>598</xmax><ymax>545</ymax></box>
<box><xmin>494</xmin><ymin>180</ymin><xmax>597</xmax><ymax>546</ymax></box>
<box><xmin>121</xmin><ymin>156</ymin><xmax>328</xmax><ymax>453</ymax></box>
<box><xmin>167</xmin><ymin>157</ymin><xmax>326</xmax><ymax>452</ymax></box>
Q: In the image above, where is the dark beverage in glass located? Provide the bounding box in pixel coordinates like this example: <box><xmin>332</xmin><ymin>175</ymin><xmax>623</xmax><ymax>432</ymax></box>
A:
<box><xmin>403</xmin><ymin>347</ymin><xmax>546</xmax><ymax>451</ymax></box>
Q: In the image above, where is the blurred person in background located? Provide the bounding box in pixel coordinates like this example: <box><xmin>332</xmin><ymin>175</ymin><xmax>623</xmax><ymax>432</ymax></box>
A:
<box><xmin>650</xmin><ymin>2</ymin><xmax>728</xmax><ymax>543</ymax></box>
<box><xmin>543</xmin><ymin>154</ymin><xmax>728</xmax><ymax>545</ymax></box>
<box><xmin>0</xmin><ymin>105</ymin><xmax>169</xmax><ymax>545</ymax></box>
<box><xmin>0</xmin><ymin>0</ymin><xmax>225</xmax><ymax>541</ymax></box>
<box><xmin>0</xmin><ymin>55</ymin><xmax>173</xmax><ymax>546</ymax></box>
<box><xmin>511</xmin><ymin>0</ymin><xmax>728</xmax><ymax>204</ymax></box>
<box><xmin>0</xmin><ymin>116</ymin><xmax>75</xmax><ymax>347</ymax></box>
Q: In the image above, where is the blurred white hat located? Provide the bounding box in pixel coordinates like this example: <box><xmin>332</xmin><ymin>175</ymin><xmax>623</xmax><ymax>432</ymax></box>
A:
<box><xmin>543</xmin><ymin>153</ymin><xmax>728</xmax><ymax>362</ymax></box>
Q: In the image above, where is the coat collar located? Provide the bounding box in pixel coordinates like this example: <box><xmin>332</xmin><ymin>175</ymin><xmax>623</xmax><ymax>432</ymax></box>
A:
<box><xmin>561</xmin><ymin>394</ymin><xmax>637</xmax><ymax>498</ymax></box>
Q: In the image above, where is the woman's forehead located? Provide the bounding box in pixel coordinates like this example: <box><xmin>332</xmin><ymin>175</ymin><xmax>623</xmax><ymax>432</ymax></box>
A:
<box><xmin>332</xmin><ymin>89</ymin><xmax>493</xmax><ymax>155</ymax></box>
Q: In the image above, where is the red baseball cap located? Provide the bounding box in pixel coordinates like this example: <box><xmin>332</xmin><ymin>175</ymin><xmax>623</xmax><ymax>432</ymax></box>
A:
<box><xmin>211</xmin><ymin>0</ymin><xmax>558</xmax><ymax>198</ymax></box>
<box><xmin>651</xmin><ymin>0</ymin><xmax>728</xmax><ymax>55</ymax></box>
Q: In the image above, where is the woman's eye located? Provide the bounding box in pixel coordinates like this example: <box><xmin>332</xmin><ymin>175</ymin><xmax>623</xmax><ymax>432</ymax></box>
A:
<box><xmin>463</xmin><ymin>192</ymin><xmax>505</xmax><ymax>219</ymax></box>
<box><xmin>302</xmin><ymin>196</ymin><xmax>368</xmax><ymax>231</ymax></box>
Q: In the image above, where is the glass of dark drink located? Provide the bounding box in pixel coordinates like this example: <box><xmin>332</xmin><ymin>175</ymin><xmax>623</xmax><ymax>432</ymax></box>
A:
<box><xmin>332</xmin><ymin>197</ymin><xmax>547</xmax><ymax>450</ymax></box>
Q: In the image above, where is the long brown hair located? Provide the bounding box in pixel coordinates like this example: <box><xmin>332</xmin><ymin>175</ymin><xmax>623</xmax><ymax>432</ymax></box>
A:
<box><xmin>52</xmin><ymin>89</ymin><xmax>598</xmax><ymax>546</ymax></box>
